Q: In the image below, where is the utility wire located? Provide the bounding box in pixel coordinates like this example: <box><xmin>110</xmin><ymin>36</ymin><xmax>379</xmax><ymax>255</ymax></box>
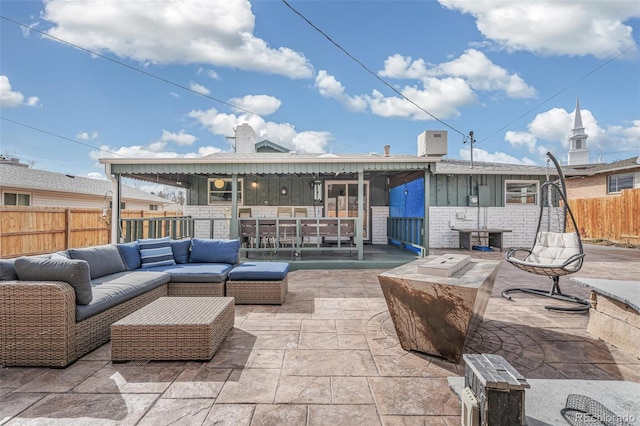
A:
<box><xmin>1</xmin><ymin>15</ymin><xmax>360</xmax><ymax>152</ymax></box>
<box><xmin>1</xmin><ymin>16</ymin><xmax>266</xmax><ymax>119</ymax></box>
<box><xmin>1</xmin><ymin>116</ymin><xmax>125</xmax><ymax>157</ymax></box>
<box><xmin>281</xmin><ymin>0</ymin><xmax>467</xmax><ymax>138</ymax></box>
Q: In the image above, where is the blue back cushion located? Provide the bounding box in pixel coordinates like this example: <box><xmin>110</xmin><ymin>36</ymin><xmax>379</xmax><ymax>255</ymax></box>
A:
<box><xmin>117</xmin><ymin>241</ymin><xmax>141</xmax><ymax>270</ymax></box>
<box><xmin>171</xmin><ymin>239</ymin><xmax>191</xmax><ymax>264</ymax></box>
<box><xmin>15</xmin><ymin>256</ymin><xmax>93</xmax><ymax>305</ymax></box>
<box><xmin>189</xmin><ymin>238</ymin><xmax>240</xmax><ymax>264</ymax></box>
<box><xmin>138</xmin><ymin>237</ymin><xmax>176</xmax><ymax>268</ymax></box>
<box><xmin>68</xmin><ymin>244</ymin><xmax>126</xmax><ymax>279</ymax></box>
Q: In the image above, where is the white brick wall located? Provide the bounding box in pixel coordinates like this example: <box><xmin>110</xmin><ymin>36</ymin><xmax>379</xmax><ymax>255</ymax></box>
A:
<box><xmin>428</xmin><ymin>206</ymin><xmax>540</xmax><ymax>249</ymax></box>
<box><xmin>371</xmin><ymin>206</ymin><xmax>388</xmax><ymax>244</ymax></box>
<box><xmin>186</xmin><ymin>204</ymin><xmax>542</xmax><ymax>250</ymax></box>
<box><xmin>183</xmin><ymin>205</ymin><xmax>230</xmax><ymax>239</ymax></box>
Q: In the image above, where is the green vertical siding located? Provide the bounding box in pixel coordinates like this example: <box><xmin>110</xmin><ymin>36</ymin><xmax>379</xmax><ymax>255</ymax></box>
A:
<box><xmin>430</xmin><ymin>175</ymin><xmax>548</xmax><ymax>207</ymax></box>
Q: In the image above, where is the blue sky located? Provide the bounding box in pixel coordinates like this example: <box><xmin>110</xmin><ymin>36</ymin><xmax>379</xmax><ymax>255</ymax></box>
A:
<box><xmin>1</xmin><ymin>0</ymin><xmax>639</xmax><ymax>185</ymax></box>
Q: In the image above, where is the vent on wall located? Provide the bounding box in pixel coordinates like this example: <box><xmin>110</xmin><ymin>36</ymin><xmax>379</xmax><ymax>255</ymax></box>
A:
<box><xmin>461</xmin><ymin>387</ymin><xmax>480</xmax><ymax>426</ymax></box>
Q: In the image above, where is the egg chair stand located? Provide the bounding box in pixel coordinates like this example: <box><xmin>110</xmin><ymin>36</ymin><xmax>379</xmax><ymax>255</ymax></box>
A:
<box><xmin>502</xmin><ymin>152</ymin><xmax>589</xmax><ymax>313</ymax></box>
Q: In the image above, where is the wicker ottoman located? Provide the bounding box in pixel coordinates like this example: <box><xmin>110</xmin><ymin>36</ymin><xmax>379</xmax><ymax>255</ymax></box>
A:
<box><xmin>227</xmin><ymin>262</ymin><xmax>289</xmax><ymax>304</ymax></box>
<box><xmin>111</xmin><ymin>297</ymin><xmax>234</xmax><ymax>361</ymax></box>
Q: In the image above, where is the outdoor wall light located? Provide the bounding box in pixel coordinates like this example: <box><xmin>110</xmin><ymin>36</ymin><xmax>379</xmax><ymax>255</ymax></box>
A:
<box><xmin>313</xmin><ymin>180</ymin><xmax>323</xmax><ymax>201</ymax></box>
<box><xmin>213</xmin><ymin>179</ymin><xmax>225</xmax><ymax>189</ymax></box>
<box><xmin>251</xmin><ymin>181</ymin><xmax>258</xmax><ymax>188</ymax></box>
<box><xmin>280</xmin><ymin>186</ymin><xmax>288</xmax><ymax>195</ymax></box>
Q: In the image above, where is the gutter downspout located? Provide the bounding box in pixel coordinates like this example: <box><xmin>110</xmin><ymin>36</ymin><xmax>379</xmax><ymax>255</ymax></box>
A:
<box><xmin>357</xmin><ymin>170</ymin><xmax>364</xmax><ymax>261</ymax></box>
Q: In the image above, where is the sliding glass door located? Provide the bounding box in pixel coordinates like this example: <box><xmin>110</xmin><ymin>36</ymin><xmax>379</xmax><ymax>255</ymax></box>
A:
<box><xmin>325</xmin><ymin>180</ymin><xmax>369</xmax><ymax>239</ymax></box>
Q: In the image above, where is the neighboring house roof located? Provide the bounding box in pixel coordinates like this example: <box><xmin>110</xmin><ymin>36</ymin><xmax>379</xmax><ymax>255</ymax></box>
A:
<box><xmin>435</xmin><ymin>159</ymin><xmax>560</xmax><ymax>176</ymax></box>
<box><xmin>255</xmin><ymin>140</ymin><xmax>290</xmax><ymax>153</ymax></box>
<box><xmin>0</xmin><ymin>164</ymin><xmax>172</xmax><ymax>204</ymax></box>
<box><xmin>563</xmin><ymin>156</ymin><xmax>640</xmax><ymax>175</ymax></box>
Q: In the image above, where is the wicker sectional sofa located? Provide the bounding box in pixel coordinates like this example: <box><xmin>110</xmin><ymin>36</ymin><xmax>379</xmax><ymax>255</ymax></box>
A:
<box><xmin>0</xmin><ymin>237</ymin><xmax>288</xmax><ymax>367</ymax></box>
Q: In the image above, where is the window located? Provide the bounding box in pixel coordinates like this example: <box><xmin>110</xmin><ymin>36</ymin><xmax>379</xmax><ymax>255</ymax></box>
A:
<box><xmin>109</xmin><ymin>201</ymin><xmax>126</xmax><ymax>210</ymax></box>
<box><xmin>208</xmin><ymin>178</ymin><xmax>243</xmax><ymax>204</ymax></box>
<box><xmin>3</xmin><ymin>192</ymin><xmax>31</xmax><ymax>206</ymax></box>
<box><xmin>607</xmin><ymin>173</ymin><xmax>634</xmax><ymax>193</ymax></box>
<box><xmin>505</xmin><ymin>180</ymin><xmax>539</xmax><ymax>205</ymax></box>
<box><xmin>149</xmin><ymin>204</ymin><xmax>158</xmax><ymax>211</ymax></box>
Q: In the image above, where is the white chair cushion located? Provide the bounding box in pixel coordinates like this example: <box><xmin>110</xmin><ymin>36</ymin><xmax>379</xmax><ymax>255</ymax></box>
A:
<box><xmin>526</xmin><ymin>232</ymin><xmax>581</xmax><ymax>270</ymax></box>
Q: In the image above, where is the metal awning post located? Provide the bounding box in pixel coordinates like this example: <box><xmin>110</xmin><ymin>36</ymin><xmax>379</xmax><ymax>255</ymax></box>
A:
<box><xmin>230</xmin><ymin>174</ymin><xmax>239</xmax><ymax>239</ymax></box>
<box><xmin>357</xmin><ymin>170</ymin><xmax>364</xmax><ymax>260</ymax></box>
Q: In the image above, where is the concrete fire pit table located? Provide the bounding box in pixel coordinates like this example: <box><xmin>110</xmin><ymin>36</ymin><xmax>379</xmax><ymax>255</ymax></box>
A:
<box><xmin>378</xmin><ymin>254</ymin><xmax>500</xmax><ymax>363</ymax></box>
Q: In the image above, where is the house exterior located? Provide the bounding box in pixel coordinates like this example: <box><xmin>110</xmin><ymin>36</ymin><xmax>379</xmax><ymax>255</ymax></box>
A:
<box><xmin>100</xmin><ymin>125</ymin><xmax>563</xmax><ymax>256</ymax></box>
<box><xmin>563</xmin><ymin>156</ymin><xmax>640</xmax><ymax>199</ymax></box>
<box><xmin>0</xmin><ymin>160</ymin><xmax>173</xmax><ymax>211</ymax></box>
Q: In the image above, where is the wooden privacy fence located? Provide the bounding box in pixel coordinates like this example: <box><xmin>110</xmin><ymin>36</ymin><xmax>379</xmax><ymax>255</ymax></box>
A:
<box><xmin>568</xmin><ymin>188</ymin><xmax>640</xmax><ymax>244</ymax></box>
<box><xmin>0</xmin><ymin>207</ymin><xmax>182</xmax><ymax>258</ymax></box>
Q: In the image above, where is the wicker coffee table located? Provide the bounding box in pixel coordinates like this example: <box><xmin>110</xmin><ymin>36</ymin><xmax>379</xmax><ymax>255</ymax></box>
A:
<box><xmin>111</xmin><ymin>297</ymin><xmax>234</xmax><ymax>362</ymax></box>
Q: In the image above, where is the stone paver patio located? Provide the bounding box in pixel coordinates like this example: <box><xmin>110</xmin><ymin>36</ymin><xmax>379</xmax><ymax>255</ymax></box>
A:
<box><xmin>1</xmin><ymin>244</ymin><xmax>639</xmax><ymax>425</ymax></box>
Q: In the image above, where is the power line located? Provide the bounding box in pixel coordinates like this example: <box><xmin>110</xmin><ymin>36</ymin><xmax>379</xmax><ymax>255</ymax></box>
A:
<box><xmin>1</xmin><ymin>15</ymin><xmax>357</xmax><ymax>151</ymax></box>
<box><xmin>480</xmin><ymin>42</ymin><xmax>638</xmax><ymax>143</ymax></box>
<box><xmin>1</xmin><ymin>16</ymin><xmax>267</xmax><ymax>118</ymax></box>
<box><xmin>1</xmin><ymin>116</ymin><xmax>125</xmax><ymax>157</ymax></box>
<box><xmin>281</xmin><ymin>0</ymin><xmax>467</xmax><ymax>138</ymax></box>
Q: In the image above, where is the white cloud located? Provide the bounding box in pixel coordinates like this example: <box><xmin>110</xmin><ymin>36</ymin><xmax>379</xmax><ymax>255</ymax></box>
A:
<box><xmin>90</xmin><ymin>143</ymin><xmax>223</xmax><ymax>161</ymax></box>
<box><xmin>161</xmin><ymin>129</ymin><xmax>197</xmax><ymax>146</ymax></box>
<box><xmin>43</xmin><ymin>0</ymin><xmax>313</xmax><ymax>78</ymax></box>
<box><xmin>229</xmin><ymin>94</ymin><xmax>282</xmax><ymax>116</ymax></box>
<box><xmin>0</xmin><ymin>75</ymin><xmax>40</xmax><ymax>108</ymax></box>
<box><xmin>316</xmin><ymin>70</ymin><xmax>475</xmax><ymax>121</ymax></box>
<box><xmin>188</xmin><ymin>106</ymin><xmax>331</xmax><ymax>153</ymax></box>
<box><xmin>502</xmin><ymin>104</ymin><xmax>639</xmax><ymax>163</ymax></box>
<box><xmin>77</xmin><ymin>131</ymin><xmax>98</xmax><ymax>140</ymax></box>
<box><xmin>439</xmin><ymin>0</ymin><xmax>639</xmax><ymax>58</ymax></box>
<box><xmin>379</xmin><ymin>50</ymin><xmax>536</xmax><ymax>98</ymax></box>
<box><xmin>190</xmin><ymin>82</ymin><xmax>210</xmax><ymax>95</ymax></box>
<box><xmin>86</xmin><ymin>172</ymin><xmax>107</xmax><ymax>180</ymax></box>
<box><xmin>197</xmin><ymin>68</ymin><xmax>220</xmax><ymax>80</ymax></box>
<box><xmin>430</xmin><ymin>49</ymin><xmax>536</xmax><ymax>98</ymax></box>
<box><xmin>379</xmin><ymin>54</ymin><xmax>428</xmax><ymax>79</ymax></box>
<box><xmin>316</xmin><ymin>47</ymin><xmax>536</xmax><ymax>121</ymax></box>
<box><xmin>315</xmin><ymin>71</ymin><xmax>367</xmax><ymax>112</ymax></box>
<box><xmin>459</xmin><ymin>146</ymin><xmax>538</xmax><ymax>165</ymax></box>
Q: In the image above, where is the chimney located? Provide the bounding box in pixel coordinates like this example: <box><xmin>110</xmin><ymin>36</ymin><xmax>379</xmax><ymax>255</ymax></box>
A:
<box><xmin>384</xmin><ymin>145</ymin><xmax>390</xmax><ymax>157</ymax></box>
<box><xmin>234</xmin><ymin>123</ymin><xmax>257</xmax><ymax>154</ymax></box>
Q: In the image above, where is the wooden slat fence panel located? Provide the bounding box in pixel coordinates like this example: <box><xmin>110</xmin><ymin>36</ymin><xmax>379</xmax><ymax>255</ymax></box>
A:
<box><xmin>0</xmin><ymin>207</ymin><xmax>181</xmax><ymax>258</ymax></box>
<box><xmin>568</xmin><ymin>188</ymin><xmax>640</xmax><ymax>244</ymax></box>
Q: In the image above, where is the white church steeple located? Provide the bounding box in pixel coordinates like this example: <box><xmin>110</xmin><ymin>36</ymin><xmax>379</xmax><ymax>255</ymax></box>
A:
<box><xmin>568</xmin><ymin>97</ymin><xmax>589</xmax><ymax>165</ymax></box>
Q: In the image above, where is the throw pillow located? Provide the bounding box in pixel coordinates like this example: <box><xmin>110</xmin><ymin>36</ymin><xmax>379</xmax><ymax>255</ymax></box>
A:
<box><xmin>14</xmin><ymin>256</ymin><xmax>93</xmax><ymax>305</ymax></box>
<box><xmin>68</xmin><ymin>244</ymin><xmax>127</xmax><ymax>279</ymax></box>
<box><xmin>189</xmin><ymin>238</ymin><xmax>240</xmax><ymax>264</ymax></box>
<box><xmin>0</xmin><ymin>259</ymin><xmax>17</xmax><ymax>281</ymax></box>
<box><xmin>138</xmin><ymin>237</ymin><xmax>176</xmax><ymax>268</ymax></box>
<box><xmin>117</xmin><ymin>241</ymin><xmax>142</xmax><ymax>270</ymax></box>
<box><xmin>171</xmin><ymin>239</ymin><xmax>191</xmax><ymax>264</ymax></box>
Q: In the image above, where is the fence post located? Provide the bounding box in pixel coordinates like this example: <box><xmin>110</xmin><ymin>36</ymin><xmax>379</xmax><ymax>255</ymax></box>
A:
<box><xmin>65</xmin><ymin>209</ymin><xmax>71</xmax><ymax>249</ymax></box>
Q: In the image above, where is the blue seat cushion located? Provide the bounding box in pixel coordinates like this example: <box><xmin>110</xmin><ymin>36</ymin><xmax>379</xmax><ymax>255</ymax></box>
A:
<box><xmin>76</xmin><ymin>271</ymin><xmax>170</xmax><ymax>322</ymax></box>
<box><xmin>228</xmin><ymin>262</ymin><xmax>290</xmax><ymax>281</ymax></box>
<box><xmin>144</xmin><ymin>263</ymin><xmax>232</xmax><ymax>283</ymax></box>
